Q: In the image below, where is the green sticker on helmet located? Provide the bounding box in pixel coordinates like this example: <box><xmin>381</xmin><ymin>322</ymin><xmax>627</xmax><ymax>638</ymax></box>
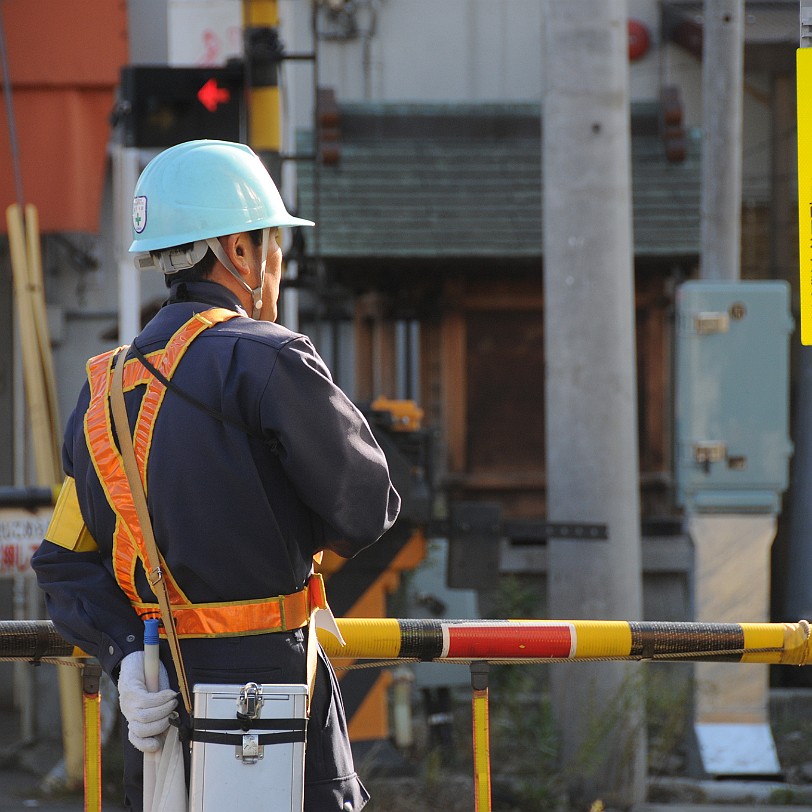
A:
<box><xmin>133</xmin><ymin>196</ymin><xmax>147</xmax><ymax>234</ymax></box>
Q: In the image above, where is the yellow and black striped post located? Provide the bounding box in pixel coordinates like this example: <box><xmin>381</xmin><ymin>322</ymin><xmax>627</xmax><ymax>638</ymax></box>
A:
<box><xmin>243</xmin><ymin>0</ymin><xmax>283</xmax><ymax>182</ymax></box>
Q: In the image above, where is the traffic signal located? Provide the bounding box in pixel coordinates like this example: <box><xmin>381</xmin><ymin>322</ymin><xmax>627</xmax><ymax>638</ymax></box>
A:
<box><xmin>659</xmin><ymin>85</ymin><xmax>686</xmax><ymax>164</ymax></box>
<box><xmin>316</xmin><ymin>87</ymin><xmax>340</xmax><ymax>165</ymax></box>
<box><xmin>119</xmin><ymin>64</ymin><xmax>245</xmax><ymax>148</ymax></box>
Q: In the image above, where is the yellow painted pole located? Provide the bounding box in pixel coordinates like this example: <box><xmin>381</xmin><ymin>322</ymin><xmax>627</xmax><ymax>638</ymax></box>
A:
<box><xmin>24</xmin><ymin>204</ymin><xmax>62</xmax><ymax>467</ymax></box>
<box><xmin>7</xmin><ymin>203</ymin><xmax>53</xmax><ymax>482</ymax></box>
<box><xmin>82</xmin><ymin>662</ymin><xmax>102</xmax><ymax>812</ymax></box>
<box><xmin>797</xmin><ymin>47</ymin><xmax>812</xmax><ymax>344</ymax></box>
<box><xmin>243</xmin><ymin>0</ymin><xmax>280</xmax><ymax>147</ymax></box>
<box><xmin>243</xmin><ymin>0</ymin><xmax>283</xmax><ymax>177</ymax></box>
<box><xmin>243</xmin><ymin>2</ymin><xmax>279</xmax><ymax>40</ymax></box>
<box><xmin>470</xmin><ymin>663</ymin><xmax>492</xmax><ymax>812</ymax></box>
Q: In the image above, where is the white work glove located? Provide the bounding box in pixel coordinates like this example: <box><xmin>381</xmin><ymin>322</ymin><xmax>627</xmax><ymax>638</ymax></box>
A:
<box><xmin>117</xmin><ymin>650</ymin><xmax>178</xmax><ymax>754</ymax></box>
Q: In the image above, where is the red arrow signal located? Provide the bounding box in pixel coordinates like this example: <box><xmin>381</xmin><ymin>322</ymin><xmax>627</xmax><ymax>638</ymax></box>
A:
<box><xmin>197</xmin><ymin>78</ymin><xmax>231</xmax><ymax>112</ymax></box>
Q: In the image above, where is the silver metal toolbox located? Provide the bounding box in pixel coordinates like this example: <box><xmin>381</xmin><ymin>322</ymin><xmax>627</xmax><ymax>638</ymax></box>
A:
<box><xmin>189</xmin><ymin>682</ymin><xmax>307</xmax><ymax>812</ymax></box>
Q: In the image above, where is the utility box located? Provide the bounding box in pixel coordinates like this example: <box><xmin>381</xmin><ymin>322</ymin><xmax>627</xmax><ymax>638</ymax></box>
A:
<box><xmin>675</xmin><ymin>281</ymin><xmax>793</xmax><ymax>514</ymax></box>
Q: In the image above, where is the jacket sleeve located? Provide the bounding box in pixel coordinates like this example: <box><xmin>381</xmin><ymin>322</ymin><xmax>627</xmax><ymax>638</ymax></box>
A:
<box><xmin>261</xmin><ymin>336</ymin><xmax>401</xmax><ymax>558</ymax></box>
<box><xmin>31</xmin><ymin>403</ymin><xmax>144</xmax><ymax>677</ymax></box>
<box><xmin>32</xmin><ymin>540</ymin><xmax>145</xmax><ymax>676</ymax></box>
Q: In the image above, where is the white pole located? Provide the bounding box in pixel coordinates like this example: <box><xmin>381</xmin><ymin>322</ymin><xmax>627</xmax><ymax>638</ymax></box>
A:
<box><xmin>114</xmin><ymin>145</ymin><xmax>142</xmax><ymax>344</ymax></box>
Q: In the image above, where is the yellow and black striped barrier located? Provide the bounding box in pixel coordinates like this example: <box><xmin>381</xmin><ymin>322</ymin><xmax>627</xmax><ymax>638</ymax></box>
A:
<box><xmin>1</xmin><ymin>616</ymin><xmax>810</xmax><ymax>665</ymax></box>
<box><xmin>316</xmin><ymin>617</ymin><xmax>812</xmax><ymax>665</ymax></box>
<box><xmin>2</xmin><ymin>617</ymin><xmax>811</xmax><ymax>812</ymax></box>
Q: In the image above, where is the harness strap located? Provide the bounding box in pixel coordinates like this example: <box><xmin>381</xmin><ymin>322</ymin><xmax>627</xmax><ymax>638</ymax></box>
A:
<box><xmin>131</xmin><ymin>572</ymin><xmax>329</xmax><ymax>638</ymax></box>
<box><xmin>111</xmin><ymin>347</ymin><xmax>194</xmax><ymax>714</ymax></box>
<box><xmin>85</xmin><ymin>309</ymin><xmax>239</xmax><ymax>610</ymax></box>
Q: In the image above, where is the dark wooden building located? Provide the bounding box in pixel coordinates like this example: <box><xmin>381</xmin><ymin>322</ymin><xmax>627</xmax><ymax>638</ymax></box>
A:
<box><xmin>295</xmin><ymin>101</ymin><xmax>704</xmax><ymax>526</ymax></box>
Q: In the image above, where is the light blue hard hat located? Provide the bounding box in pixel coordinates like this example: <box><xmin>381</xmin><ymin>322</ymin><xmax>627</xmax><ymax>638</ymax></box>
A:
<box><xmin>129</xmin><ymin>139</ymin><xmax>313</xmax><ymax>253</ymax></box>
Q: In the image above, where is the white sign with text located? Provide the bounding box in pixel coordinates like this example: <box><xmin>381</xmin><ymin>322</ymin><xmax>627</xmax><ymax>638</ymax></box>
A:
<box><xmin>0</xmin><ymin>508</ymin><xmax>51</xmax><ymax>577</ymax></box>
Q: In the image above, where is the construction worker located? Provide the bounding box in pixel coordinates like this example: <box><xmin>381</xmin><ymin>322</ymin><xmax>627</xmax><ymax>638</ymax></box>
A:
<box><xmin>32</xmin><ymin>139</ymin><xmax>400</xmax><ymax>811</ymax></box>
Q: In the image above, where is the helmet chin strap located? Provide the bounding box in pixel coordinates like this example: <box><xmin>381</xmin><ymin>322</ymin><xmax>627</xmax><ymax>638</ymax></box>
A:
<box><xmin>206</xmin><ymin>229</ymin><xmax>270</xmax><ymax>319</ymax></box>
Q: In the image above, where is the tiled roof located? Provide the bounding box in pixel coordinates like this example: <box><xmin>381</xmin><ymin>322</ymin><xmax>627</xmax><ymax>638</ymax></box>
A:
<box><xmin>295</xmin><ymin>103</ymin><xmax>703</xmax><ymax>261</ymax></box>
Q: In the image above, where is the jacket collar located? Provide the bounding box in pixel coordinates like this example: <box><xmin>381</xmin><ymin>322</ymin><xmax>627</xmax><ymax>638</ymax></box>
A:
<box><xmin>165</xmin><ymin>280</ymin><xmax>249</xmax><ymax>317</ymax></box>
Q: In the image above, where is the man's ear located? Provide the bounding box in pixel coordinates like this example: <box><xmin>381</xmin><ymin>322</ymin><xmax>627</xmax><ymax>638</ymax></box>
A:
<box><xmin>221</xmin><ymin>233</ymin><xmax>254</xmax><ymax>278</ymax></box>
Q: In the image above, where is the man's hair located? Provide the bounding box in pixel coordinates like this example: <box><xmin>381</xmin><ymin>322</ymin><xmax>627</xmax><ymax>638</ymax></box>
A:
<box><xmin>164</xmin><ymin>229</ymin><xmax>266</xmax><ymax>288</ymax></box>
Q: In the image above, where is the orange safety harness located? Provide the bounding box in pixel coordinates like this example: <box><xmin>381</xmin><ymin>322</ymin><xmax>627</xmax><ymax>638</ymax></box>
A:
<box><xmin>84</xmin><ymin>307</ymin><xmax>329</xmax><ymax>640</ymax></box>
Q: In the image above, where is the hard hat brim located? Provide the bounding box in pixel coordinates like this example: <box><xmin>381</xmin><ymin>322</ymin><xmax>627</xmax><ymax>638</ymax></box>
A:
<box><xmin>129</xmin><ymin>215</ymin><xmax>314</xmax><ymax>253</ymax></box>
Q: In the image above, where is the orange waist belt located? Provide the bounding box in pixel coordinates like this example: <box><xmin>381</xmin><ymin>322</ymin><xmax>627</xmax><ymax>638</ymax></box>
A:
<box><xmin>134</xmin><ymin>573</ymin><xmax>330</xmax><ymax>639</ymax></box>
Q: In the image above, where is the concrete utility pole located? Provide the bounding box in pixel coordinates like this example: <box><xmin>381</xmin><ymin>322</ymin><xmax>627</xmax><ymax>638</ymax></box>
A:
<box><xmin>684</xmin><ymin>1</ymin><xmax>784</xmax><ymax>777</ymax></box>
<box><xmin>700</xmin><ymin>0</ymin><xmax>744</xmax><ymax>281</ymax></box>
<box><xmin>541</xmin><ymin>2</ymin><xmax>645</xmax><ymax>807</ymax></box>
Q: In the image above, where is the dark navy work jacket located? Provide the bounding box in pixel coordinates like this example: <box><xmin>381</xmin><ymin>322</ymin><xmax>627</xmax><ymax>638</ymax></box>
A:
<box><xmin>32</xmin><ymin>281</ymin><xmax>401</xmax><ymax>676</ymax></box>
